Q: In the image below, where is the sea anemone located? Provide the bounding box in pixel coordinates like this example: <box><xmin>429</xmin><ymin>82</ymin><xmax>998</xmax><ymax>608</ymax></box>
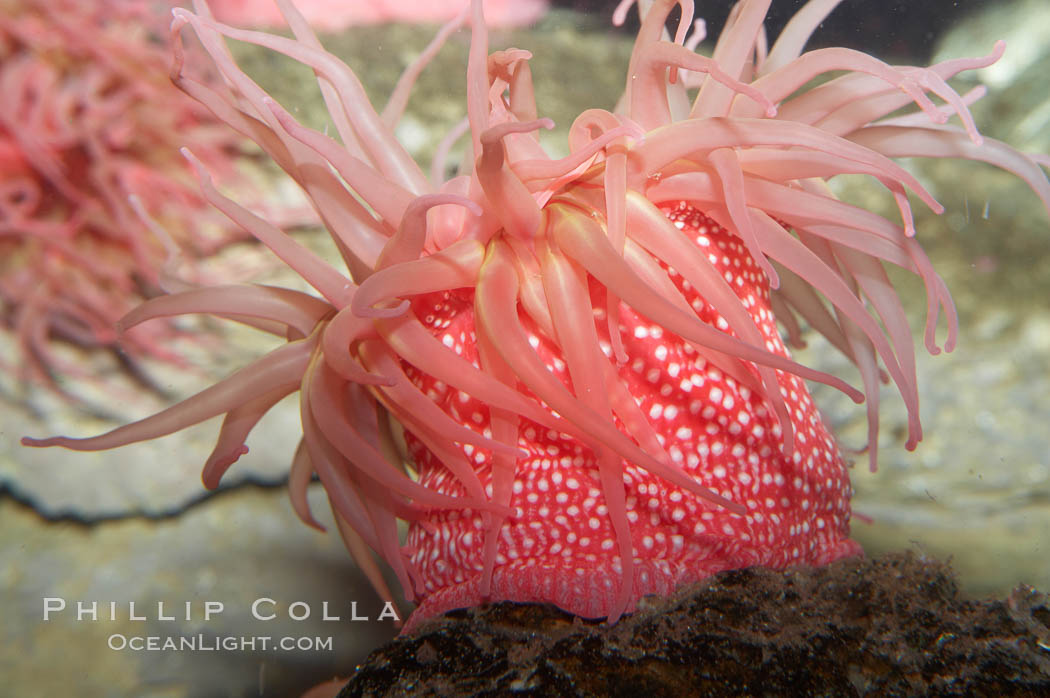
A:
<box><xmin>209</xmin><ymin>0</ymin><xmax>549</xmax><ymax>31</ymax></box>
<box><xmin>23</xmin><ymin>0</ymin><xmax>1049</xmax><ymax>631</ymax></box>
<box><xmin>0</xmin><ymin>0</ymin><xmax>263</xmax><ymax>402</ymax></box>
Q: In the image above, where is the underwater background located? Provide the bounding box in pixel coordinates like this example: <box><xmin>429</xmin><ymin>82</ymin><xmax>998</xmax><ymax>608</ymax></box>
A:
<box><xmin>1</xmin><ymin>0</ymin><xmax>1047</xmax><ymax>694</ymax></box>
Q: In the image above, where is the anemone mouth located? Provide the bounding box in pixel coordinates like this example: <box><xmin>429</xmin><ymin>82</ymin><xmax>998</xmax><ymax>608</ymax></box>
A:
<box><xmin>18</xmin><ymin>0</ymin><xmax>1050</xmax><ymax>627</ymax></box>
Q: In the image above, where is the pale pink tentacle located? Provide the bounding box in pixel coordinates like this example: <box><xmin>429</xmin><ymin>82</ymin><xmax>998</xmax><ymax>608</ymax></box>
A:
<box><xmin>693</xmin><ymin>0</ymin><xmax>772</xmax><ymax>118</ymax></box>
<box><xmin>22</xmin><ymin>334</ymin><xmax>316</xmax><ymax>451</ymax></box>
<box><xmin>266</xmin><ymin>98</ymin><xmax>416</xmax><ymax>228</ymax></box>
<box><xmin>630</xmin><ymin>118</ymin><xmax>942</xmax><ymax>215</ymax></box>
<box><xmin>538</xmin><ymin>233</ymin><xmax>636</xmax><ymax>620</ymax></box>
<box><xmin>376</xmin><ymin>194</ymin><xmax>481</xmax><ymax>270</ymax></box>
<box><xmin>475</xmin><ymin>119</ymin><xmax>554</xmax><ymax>240</ymax></box>
<box><xmin>382</xmin><ymin>5</ymin><xmax>471</xmax><ymax>127</ymax></box>
<box><xmin>474</xmin><ymin>324</ymin><xmax>520</xmax><ymax>599</ymax></box>
<box><xmin>287</xmin><ymin>440</ymin><xmax>325</xmax><ymax>531</ymax></box>
<box><xmin>201</xmin><ymin>386</ymin><xmax>295</xmax><ymax>489</ymax></box>
<box><xmin>118</xmin><ymin>285</ymin><xmax>330</xmax><ymax>339</ymax></box>
<box><xmin>353</xmin><ymin>239</ymin><xmax>485</xmax><ymax>318</ymax></box>
<box><xmin>182</xmin><ymin>149</ymin><xmax>352</xmax><ymax>305</ymax></box>
<box><xmin>761</xmin><ymin>0</ymin><xmax>845</xmax><ymax>74</ymax></box>
<box><xmin>320</xmin><ymin>305</ymin><xmax>392</xmax><ymax>386</ymax></box>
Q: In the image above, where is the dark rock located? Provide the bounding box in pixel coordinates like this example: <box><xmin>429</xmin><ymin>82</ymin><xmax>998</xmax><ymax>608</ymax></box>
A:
<box><xmin>337</xmin><ymin>552</ymin><xmax>1050</xmax><ymax>696</ymax></box>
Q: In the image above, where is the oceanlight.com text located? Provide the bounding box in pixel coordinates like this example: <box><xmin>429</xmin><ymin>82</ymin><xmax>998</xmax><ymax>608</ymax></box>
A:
<box><xmin>107</xmin><ymin>633</ymin><xmax>334</xmax><ymax>652</ymax></box>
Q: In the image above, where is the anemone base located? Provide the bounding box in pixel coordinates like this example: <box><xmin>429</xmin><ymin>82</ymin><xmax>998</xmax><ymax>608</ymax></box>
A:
<box><xmin>404</xmin><ymin>537</ymin><xmax>862</xmax><ymax>632</ymax></box>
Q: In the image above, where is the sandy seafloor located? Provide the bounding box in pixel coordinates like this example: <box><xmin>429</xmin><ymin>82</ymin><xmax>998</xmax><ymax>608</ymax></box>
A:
<box><xmin>1</xmin><ymin>1</ymin><xmax>1048</xmax><ymax>695</ymax></box>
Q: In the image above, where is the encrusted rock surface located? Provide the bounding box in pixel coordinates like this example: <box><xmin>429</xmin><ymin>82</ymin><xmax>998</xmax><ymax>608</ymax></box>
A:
<box><xmin>339</xmin><ymin>553</ymin><xmax>1050</xmax><ymax>697</ymax></box>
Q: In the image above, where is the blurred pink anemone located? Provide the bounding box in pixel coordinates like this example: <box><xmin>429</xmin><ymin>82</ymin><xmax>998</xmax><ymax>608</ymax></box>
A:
<box><xmin>0</xmin><ymin>0</ymin><xmax>298</xmax><ymax>403</ymax></box>
<box><xmin>0</xmin><ymin>0</ymin><xmax>271</xmax><ymax>401</ymax></box>
<box><xmin>23</xmin><ymin>0</ymin><xmax>1050</xmax><ymax>627</ymax></box>
<box><xmin>209</xmin><ymin>0</ymin><xmax>549</xmax><ymax>31</ymax></box>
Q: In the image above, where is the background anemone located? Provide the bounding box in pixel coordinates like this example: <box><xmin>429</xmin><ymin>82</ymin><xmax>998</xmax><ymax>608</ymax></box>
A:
<box><xmin>210</xmin><ymin>0</ymin><xmax>550</xmax><ymax>30</ymax></box>
<box><xmin>0</xmin><ymin>0</ymin><xmax>292</xmax><ymax>409</ymax></box>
